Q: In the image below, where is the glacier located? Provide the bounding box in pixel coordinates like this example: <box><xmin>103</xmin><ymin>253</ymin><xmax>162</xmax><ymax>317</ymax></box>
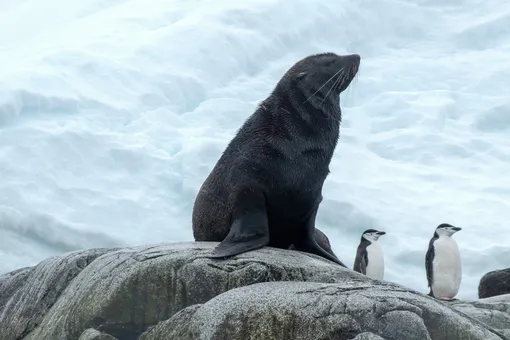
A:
<box><xmin>1</xmin><ymin>0</ymin><xmax>509</xmax><ymax>300</ymax></box>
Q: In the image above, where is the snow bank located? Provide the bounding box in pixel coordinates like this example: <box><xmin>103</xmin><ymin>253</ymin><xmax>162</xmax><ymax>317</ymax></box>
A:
<box><xmin>1</xmin><ymin>0</ymin><xmax>509</xmax><ymax>299</ymax></box>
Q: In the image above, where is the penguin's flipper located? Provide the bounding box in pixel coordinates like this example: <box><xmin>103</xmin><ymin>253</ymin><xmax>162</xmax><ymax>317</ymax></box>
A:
<box><xmin>353</xmin><ymin>246</ymin><xmax>368</xmax><ymax>275</ymax></box>
<box><xmin>425</xmin><ymin>242</ymin><xmax>435</xmax><ymax>288</ymax></box>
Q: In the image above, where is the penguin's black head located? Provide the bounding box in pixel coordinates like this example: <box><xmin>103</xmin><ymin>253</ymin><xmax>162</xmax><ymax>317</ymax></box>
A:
<box><xmin>362</xmin><ymin>229</ymin><xmax>386</xmax><ymax>242</ymax></box>
<box><xmin>435</xmin><ymin>223</ymin><xmax>461</xmax><ymax>237</ymax></box>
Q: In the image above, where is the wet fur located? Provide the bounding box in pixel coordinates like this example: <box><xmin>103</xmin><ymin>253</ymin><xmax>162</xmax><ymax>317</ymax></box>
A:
<box><xmin>192</xmin><ymin>52</ymin><xmax>360</xmax><ymax>267</ymax></box>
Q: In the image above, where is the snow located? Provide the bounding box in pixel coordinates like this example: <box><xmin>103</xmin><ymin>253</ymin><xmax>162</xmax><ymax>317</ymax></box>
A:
<box><xmin>1</xmin><ymin>0</ymin><xmax>509</xmax><ymax>300</ymax></box>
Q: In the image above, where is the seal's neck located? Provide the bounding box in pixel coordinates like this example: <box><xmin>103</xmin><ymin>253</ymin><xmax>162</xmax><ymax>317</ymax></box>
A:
<box><xmin>303</xmin><ymin>94</ymin><xmax>342</xmax><ymax>124</ymax></box>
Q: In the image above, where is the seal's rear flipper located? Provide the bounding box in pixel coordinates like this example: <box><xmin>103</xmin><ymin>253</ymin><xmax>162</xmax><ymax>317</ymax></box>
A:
<box><xmin>293</xmin><ymin>199</ymin><xmax>348</xmax><ymax>268</ymax></box>
<box><xmin>295</xmin><ymin>237</ymin><xmax>347</xmax><ymax>268</ymax></box>
<box><xmin>208</xmin><ymin>186</ymin><xmax>269</xmax><ymax>259</ymax></box>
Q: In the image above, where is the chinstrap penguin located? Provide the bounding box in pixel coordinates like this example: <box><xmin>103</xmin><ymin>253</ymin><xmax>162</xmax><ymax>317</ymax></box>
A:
<box><xmin>425</xmin><ymin>223</ymin><xmax>462</xmax><ymax>300</ymax></box>
<box><xmin>353</xmin><ymin>229</ymin><xmax>386</xmax><ymax>280</ymax></box>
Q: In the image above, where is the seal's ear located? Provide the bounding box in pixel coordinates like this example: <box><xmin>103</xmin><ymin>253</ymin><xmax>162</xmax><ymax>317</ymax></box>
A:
<box><xmin>296</xmin><ymin>72</ymin><xmax>307</xmax><ymax>79</ymax></box>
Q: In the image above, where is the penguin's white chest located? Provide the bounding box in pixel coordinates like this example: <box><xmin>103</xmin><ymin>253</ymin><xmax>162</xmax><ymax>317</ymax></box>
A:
<box><xmin>431</xmin><ymin>236</ymin><xmax>462</xmax><ymax>298</ymax></box>
<box><xmin>366</xmin><ymin>242</ymin><xmax>384</xmax><ymax>280</ymax></box>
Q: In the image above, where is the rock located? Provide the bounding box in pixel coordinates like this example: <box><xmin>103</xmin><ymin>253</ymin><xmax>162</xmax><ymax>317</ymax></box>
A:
<box><xmin>352</xmin><ymin>333</ymin><xmax>386</xmax><ymax>340</ymax></box>
<box><xmin>0</xmin><ymin>241</ymin><xmax>508</xmax><ymax>340</ymax></box>
<box><xmin>0</xmin><ymin>248</ymin><xmax>115</xmax><ymax>340</ymax></box>
<box><xmin>0</xmin><ymin>266</ymin><xmax>33</xmax><ymax>309</ymax></box>
<box><xmin>449</xmin><ymin>294</ymin><xmax>510</xmax><ymax>338</ymax></box>
<box><xmin>78</xmin><ymin>328</ymin><xmax>118</xmax><ymax>340</ymax></box>
<box><xmin>479</xmin><ymin>268</ymin><xmax>510</xmax><ymax>299</ymax></box>
<box><xmin>139</xmin><ymin>281</ymin><xmax>505</xmax><ymax>340</ymax></box>
<box><xmin>1</xmin><ymin>242</ymin><xmax>362</xmax><ymax>340</ymax></box>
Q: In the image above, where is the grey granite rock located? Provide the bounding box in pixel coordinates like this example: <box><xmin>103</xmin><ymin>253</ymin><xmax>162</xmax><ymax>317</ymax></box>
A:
<box><xmin>0</xmin><ymin>266</ymin><xmax>33</xmax><ymax>309</ymax></box>
<box><xmin>139</xmin><ymin>281</ymin><xmax>505</xmax><ymax>340</ymax></box>
<box><xmin>17</xmin><ymin>242</ymin><xmax>361</xmax><ymax>340</ymax></box>
<box><xmin>449</xmin><ymin>294</ymin><xmax>510</xmax><ymax>337</ymax></box>
<box><xmin>78</xmin><ymin>328</ymin><xmax>118</xmax><ymax>340</ymax></box>
<box><xmin>0</xmin><ymin>242</ymin><xmax>507</xmax><ymax>340</ymax></box>
<box><xmin>352</xmin><ymin>333</ymin><xmax>386</xmax><ymax>340</ymax></box>
<box><xmin>479</xmin><ymin>269</ymin><xmax>510</xmax><ymax>299</ymax></box>
<box><xmin>0</xmin><ymin>248</ymin><xmax>115</xmax><ymax>340</ymax></box>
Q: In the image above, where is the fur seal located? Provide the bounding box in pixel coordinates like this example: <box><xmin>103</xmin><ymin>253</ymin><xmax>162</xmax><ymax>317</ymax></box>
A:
<box><xmin>192</xmin><ymin>52</ymin><xmax>361</xmax><ymax>267</ymax></box>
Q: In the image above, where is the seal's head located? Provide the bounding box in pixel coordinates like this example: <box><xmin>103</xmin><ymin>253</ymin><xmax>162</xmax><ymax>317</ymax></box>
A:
<box><xmin>276</xmin><ymin>52</ymin><xmax>360</xmax><ymax>104</ymax></box>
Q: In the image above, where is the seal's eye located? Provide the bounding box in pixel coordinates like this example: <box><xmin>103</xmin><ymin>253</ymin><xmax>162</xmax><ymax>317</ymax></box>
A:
<box><xmin>296</xmin><ymin>72</ymin><xmax>307</xmax><ymax>79</ymax></box>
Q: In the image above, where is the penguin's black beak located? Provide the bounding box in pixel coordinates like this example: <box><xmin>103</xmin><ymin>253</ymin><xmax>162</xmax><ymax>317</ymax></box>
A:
<box><xmin>452</xmin><ymin>227</ymin><xmax>462</xmax><ymax>231</ymax></box>
<box><xmin>377</xmin><ymin>231</ymin><xmax>386</xmax><ymax>236</ymax></box>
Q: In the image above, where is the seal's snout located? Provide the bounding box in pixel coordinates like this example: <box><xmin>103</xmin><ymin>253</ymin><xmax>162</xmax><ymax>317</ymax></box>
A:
<box><xmin>348</xmin><ymin>54</ymin><xmax>361</xmax><ymax>72</ymax></box>
<box><xmin>349</xmin><ymin>54</ymin><xmax>361</xmax><ymax>62</ymax></box>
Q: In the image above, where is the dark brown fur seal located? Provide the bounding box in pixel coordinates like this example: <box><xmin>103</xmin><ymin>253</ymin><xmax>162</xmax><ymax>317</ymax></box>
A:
<box><xmin>192</xmin><ymin>52</ymin><xmax>360</xmax><ymax>267</ymax></box>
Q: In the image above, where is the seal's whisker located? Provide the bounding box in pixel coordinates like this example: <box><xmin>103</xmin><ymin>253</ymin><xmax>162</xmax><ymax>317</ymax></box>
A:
<box><xmin>320</xmin><ymin>70</ymin><xmax>352</xmax><ymax>122</ymax></box>
<box><xmin>342</xmin><ymin>65</ymin><xmax>360</xmax><ymax>105</ymax></box>
<box><xmin>320</xmin><ymin>76</ymin><xmax>341</xmax><ymax>105</ymax></box>
<box><xmin>354</xmin><ymin>65</ymin><xmax>360</xmax><ymax>82</ymax></box>
<box><xmin>320</xmin><ymin>69</ymin><xmax>345</xmax><ymax>106</ymax></box>
<box><xmin>330</xmin><ymin>68</ymin><xmax>347</xmax><ymax>94</ymax></box>
<box><xmin>328</xmin><ymin>69</ymin><xmax>348</xmax><ymax>102</ymax></box>
<box><xmin>337</xmin><ymin>70</ymin><xmax>349</xmax><ymax>91</ymax></box>
<box><xmin>336</xmin><ymin>68</ymin><xmax>349</xmax><ymax>90</ymax></box>
<box><xmin>319</xmin><ymin>76</ymin><xmax>341</xmax><ymax>106</ymax></box>
<box><xmin>303</xmin><ymin>68</ymin><xmax>344</xmax><ymax>104</ymax></box>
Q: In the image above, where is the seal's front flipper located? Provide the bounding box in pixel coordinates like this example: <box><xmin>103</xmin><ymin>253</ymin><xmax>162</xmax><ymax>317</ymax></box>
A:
<box><xmin>209</xmin><ymin>187</ymin><xmax>269</xmax><ymax>259</ymax></box>
<box><xmin>209</xmin><ymin>229</ymin><xmax>269</xmax><ymax>258</ymax></box>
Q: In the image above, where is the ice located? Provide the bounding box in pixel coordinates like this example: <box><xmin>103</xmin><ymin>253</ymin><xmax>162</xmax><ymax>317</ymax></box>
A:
<box><xmin>1</xmin><ymin>0</ymin><xmax>509</xmax><ymax>300</ymax></box>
